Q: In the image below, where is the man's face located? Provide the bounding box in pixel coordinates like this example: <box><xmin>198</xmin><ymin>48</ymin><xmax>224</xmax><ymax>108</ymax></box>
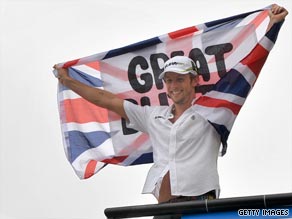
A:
<box><xmin>163</xmin><ymin>72</ymin><xmax>197</xmax><ymax>105</ymax></box>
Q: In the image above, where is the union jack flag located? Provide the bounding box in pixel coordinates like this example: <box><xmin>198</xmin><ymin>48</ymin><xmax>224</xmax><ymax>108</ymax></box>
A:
<box><xmin>54</xmin><ymin>6</ymin><xmax>284</xmax><ymax>179</ymax></box>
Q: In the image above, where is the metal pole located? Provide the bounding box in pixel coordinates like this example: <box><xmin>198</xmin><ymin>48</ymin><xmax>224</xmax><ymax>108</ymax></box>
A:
<box><xmin>104</xmin><ymin>192</ymin><xmax>292</xmax><ymax>218</ymax></box>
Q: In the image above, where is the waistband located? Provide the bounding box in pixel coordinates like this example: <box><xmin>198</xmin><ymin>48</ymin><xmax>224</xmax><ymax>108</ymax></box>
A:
<box><xmin>165</xmin><ymin>190</ymin><xmax>216</xmax><ymax>203</ymax></box>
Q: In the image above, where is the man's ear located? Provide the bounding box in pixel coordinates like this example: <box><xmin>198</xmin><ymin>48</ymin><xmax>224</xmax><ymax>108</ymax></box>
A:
<box><xmin>192</xmin><ymin>75</ymin><xmax>199</xmax><ymax>86</ymax></box>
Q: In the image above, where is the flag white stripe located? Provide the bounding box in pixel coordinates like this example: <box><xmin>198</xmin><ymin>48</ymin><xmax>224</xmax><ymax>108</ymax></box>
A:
<box><xmin>234</xmin><ymin>62</ymin><xmax>257</xmax><ymax>86</ymax></box>
<box><xmin>260</xmin><ymin>36</ymin><xmax>274</xmax><ymax>51</ymax></box>
<box><xmin>63</xmin><ymin>122</ymin><xmax>110</xmax><ymax>133</ymax></box>
<box><xmin>72</xmin><ymin>64</ymin><xmax>101</xmax><ymax>78</ymax></box>
<box><xmin>194</xmin><ymin>105</ymin><xmax>237</xmax><ymax>131</ymax></box>
<box><xmin>204</xmin><ymin>90</ymin><xmax>246</xmax><ymax>105</ymax></box>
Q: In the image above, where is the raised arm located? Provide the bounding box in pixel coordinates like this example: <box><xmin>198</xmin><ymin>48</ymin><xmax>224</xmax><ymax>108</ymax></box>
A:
<box><xmin>267</xmin><ymin>4</ymin><xmax>288</xmax><ymax>32</ymax></box>
<box><xmin>54</xmin><ymin>66</ymin><xmax>129</xmax><ymax>121</ymax></box>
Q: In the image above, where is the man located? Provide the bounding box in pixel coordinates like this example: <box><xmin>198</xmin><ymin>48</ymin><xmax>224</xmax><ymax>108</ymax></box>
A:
<box><xmin>57</xmin><ymin>56</ymin><xmax>220</xmax><ymax>203</ymax></box>
<box><xmin>55</xmin><ymin>4</ymin><xmax>288</xmax><ymax>218</ymax></box>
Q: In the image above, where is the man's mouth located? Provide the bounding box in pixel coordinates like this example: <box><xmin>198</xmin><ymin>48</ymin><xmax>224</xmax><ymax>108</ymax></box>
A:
<box><xmin>171</xmin><ymin>90</ymin><xmax>182</xmax><ymax>95</ymax></box>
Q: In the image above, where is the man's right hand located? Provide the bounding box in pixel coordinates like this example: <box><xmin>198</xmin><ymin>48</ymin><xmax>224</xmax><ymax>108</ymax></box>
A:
<box><xmin>54</xmin><ymin>65</ymin><xmax>70</xmax><ymax>85</ymax></box>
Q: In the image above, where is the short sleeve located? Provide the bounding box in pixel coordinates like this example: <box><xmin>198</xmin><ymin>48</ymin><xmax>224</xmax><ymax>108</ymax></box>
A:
<box><xmin>123</xmin><ymin>100</ymin><xmax>152</xmax><ymax>133</ymax></box>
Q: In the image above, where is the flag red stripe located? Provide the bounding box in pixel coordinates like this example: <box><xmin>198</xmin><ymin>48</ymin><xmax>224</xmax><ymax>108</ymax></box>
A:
<box><xmin>102</xmin><ymin>156</ymin><xmax>128</xmax><ymax>164</ymax></box>
<box><xmin>241</xmin><ymin>44</ymin><xmax>269</xmax><ymax>77</ymax></box>
<box><xmin>119</xmin><ymin>133</ymin><xmax>149</xmax><ymax>156</ymax></box>
<box><xmin>85</xmin><ymin>61</ymin><xmax>100</xmax><ymax>71</ymax></box>
<box><xmin>63</xmin><ymin>98</ymin><xmax>109</xmax><ymax>123</ymax></box>
<box><xmin>100</xmin><ymin>61</ymin><xmax>129</xmax><ymax>82</ymax></box>
<box><xmin>63</xmin><ymin>59</ymin><xmax>80</xmax><ymax>68</ymax></box>
<box><xmin>196</xmin><ymin>96</ymin><xmax>241</xmax><ymax>115</ymax></box>
<box><xmin>252</xmin><ymin>10</ymin><xmax>269</xmax><ymax>29</ymax></box>
<box><xmin>168</xmin><ymin>26</ymin><xmax>198</xmax><ymax>39</ymax></box>
<box><xmin>84</xmin><ymin>160</ymin><xmax>97</xmax><ymax>179</ymax></box>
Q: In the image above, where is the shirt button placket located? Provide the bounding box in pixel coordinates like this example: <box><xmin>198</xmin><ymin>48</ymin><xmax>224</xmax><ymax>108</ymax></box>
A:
<box><xmin>169</xmin><ymin>124</ymin><xmax>177</xmax><ymax>194</ymax></box>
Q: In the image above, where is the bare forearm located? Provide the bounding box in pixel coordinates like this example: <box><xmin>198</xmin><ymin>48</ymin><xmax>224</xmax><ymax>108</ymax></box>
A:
<box><xmin>62</xmin><ymin>76</ymin><xmax>116</xmax><ymax>108</ymax></box>
<box><xmin>55</xmin><ymin>67</ymin><xmax>128</xmax><ymax>120</ymax></box>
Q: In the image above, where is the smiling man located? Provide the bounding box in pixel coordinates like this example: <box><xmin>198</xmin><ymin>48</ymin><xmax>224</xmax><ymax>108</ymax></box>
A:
<box><xmin>57</xmin><ymin>56</ymin><xmax>221</xmax><ymax>207</ymax></box>
<box><xmin>142</xmin><ymin>56</ymin><xmax>221</xmax><ymax>205</ymax></box>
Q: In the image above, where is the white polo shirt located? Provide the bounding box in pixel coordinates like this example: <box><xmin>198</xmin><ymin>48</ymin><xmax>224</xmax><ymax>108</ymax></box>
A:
<box><xmin>123</xmin><ymin>100</ymin><xmax>221</xmax><ymax>199</ymax></box>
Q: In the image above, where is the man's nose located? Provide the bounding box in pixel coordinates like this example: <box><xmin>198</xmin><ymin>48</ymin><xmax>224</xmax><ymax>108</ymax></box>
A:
<box><xmin>170</xmin><ymin>80</ymin><xmax>179</xmax><ymax>87</ymax></box>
